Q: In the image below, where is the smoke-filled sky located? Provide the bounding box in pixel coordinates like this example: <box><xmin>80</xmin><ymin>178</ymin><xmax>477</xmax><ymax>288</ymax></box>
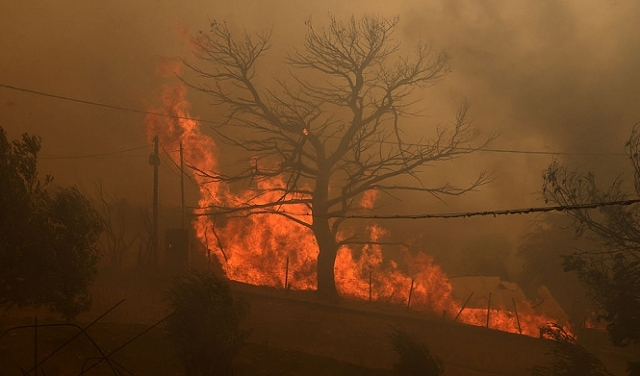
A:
<box><xmin>2</xmin><ymin>0</ymin><xmax>639</xmax><ymax>261</ymax></box>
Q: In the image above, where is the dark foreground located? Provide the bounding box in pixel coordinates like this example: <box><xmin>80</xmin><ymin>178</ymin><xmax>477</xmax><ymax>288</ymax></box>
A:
<box><xmin>1</xmin><ymin>270</ymin><xmax>633</xmax><ymax>375</ymax></box>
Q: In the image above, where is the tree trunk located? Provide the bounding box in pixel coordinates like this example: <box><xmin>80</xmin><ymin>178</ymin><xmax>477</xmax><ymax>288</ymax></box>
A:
<box><xmin>314</xmin><ymin>219</ymin><xmax>339</xmax><ymax>298</ymax></box>
<box><xmin>312</xmin><ymin>165</ymin><xmax>339</xmax><ymax>299</ymax></box>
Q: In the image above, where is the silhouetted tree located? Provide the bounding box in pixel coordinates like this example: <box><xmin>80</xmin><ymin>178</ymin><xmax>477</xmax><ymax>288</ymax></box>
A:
<box><xmin>531</xmin><ymin>323</ymin><xmax>612</xmax><ymax>376</ymax></box>
<box><xmin>516</xmin><ymin>214</ymin><xmax>591</xmax><ymax>326</ymax></box>
<box><xmin>165</xmin><ymin>271</ymin><xmax>250</xmax><ymax>376</ymax></box>
<box><xmin>542</xmin><ymin>122</ymin><xmax>640</xmax><ymax>373</ymax></box>
<box><xmin>0</xmin><ymin>126</ymin><xmax>103</xmax><ymax>320</ymax></box>
<box><xmin>92</xmin><ymin>182</ymin><xmax>143</xmax><ymax>269</ymax></box>
<box><xmin>185</xmin><ymin>14</ymin><xmax>491</xmax><ymax>298</ymax></box>
<box><xmin>390</xmin><ymin>327</ymin><xmax>444</xmax><ymax>376</ymax></box>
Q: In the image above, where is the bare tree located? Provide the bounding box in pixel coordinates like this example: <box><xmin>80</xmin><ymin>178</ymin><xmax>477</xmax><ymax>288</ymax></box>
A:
<box><xmin>92</xmin><ymin>182</ymin><xmax>142</xmax><ymax>269</ymax></box>
<box><xmin>184</xmin><ymin>15</ymin><xmax>492</xmax><ymax>298</ymax></box>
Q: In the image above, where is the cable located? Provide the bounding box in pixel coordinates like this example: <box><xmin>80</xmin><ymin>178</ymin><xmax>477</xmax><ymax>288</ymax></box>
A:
<box><xmin>192</xmin><ymin>198</ymin><xmax>640</xmax><ymax>220</ymax></box>
<box><xmin>1</xmin><ymin>83</ymin><xmax>628</xmax><ymax>158</ymax></box>
<box><xmin>158</xmin><ymin>142</ymin><xmax>201</xmax><ymax>188</ymax></box>
<box><xmin>331</xmin><ymin>199</ymin><xmax>640</xmax><ymax>219</ymax></box>
<box><xmin>0</xmin><ymin>83</ymin><xmax>208</xmax><ymax>124</ymax></box>
<box><xmin>474</xmin><ymin>147</ymin><xmax>625</xmax><ymax>157</ymax></box>
<box><xmin>39</xmin><ymin>144</ymin><xmax>150</xmax><ymax>159</ymax></box>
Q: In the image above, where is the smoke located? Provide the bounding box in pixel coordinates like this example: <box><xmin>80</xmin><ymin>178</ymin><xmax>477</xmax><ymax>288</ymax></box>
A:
<box><xmin>2</xmin><ymin>0</ymin><xmax>640</xmax><ymax>268</ymax></box>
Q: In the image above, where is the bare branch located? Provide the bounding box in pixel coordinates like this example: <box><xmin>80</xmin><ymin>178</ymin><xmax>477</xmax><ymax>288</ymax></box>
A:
<box><xmin>179</xmin><ymin>15</ymin><xmax>492</xmax><ymax>294</ymax></box>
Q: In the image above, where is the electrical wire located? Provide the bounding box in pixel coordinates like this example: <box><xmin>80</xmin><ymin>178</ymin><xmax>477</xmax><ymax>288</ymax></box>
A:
<box><xmin>330</xmin><ymin>198</ymin><xmax>640</xmax><ymax>219</ymax></box>
<box><xmin>0</xmin><ymin>83</ymin><xmax>206</xmax><ymax>124</ymax></box>
<box><xmin>39</xmin><ymin>144</ymin><xmax>151</xmax><ymax>159</ymax></box>
<box><xmin>192</xmin><ymin>198</ymin><xmax>640</xmax><ymax>220</ymax></box>
<box><xmin>0</xmin><ymin>83</ymin><xmax>628</xmax><ymax>158</ymax></box>
<box><xmin>158</xmin><ymin>142</ymin><xmax>201</xmax><ymax>188</ymax></box>
<box><xmin>6</xmin><ymin>83</ymin><xmax>633</xmax><ymax>220</ymax></box>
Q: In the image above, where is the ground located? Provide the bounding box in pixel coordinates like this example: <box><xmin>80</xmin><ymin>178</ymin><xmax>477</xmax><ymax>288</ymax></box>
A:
<box><xmin>0</xmin><ymin>269</ymin><xmax>634</xmax><ymax>375</ymax></box>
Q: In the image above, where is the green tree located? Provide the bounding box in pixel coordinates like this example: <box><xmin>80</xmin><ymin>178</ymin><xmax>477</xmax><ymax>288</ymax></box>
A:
<box><xmin>165</xmin><ymin>271</ymin><xmax>250</xmax><ymax>376</ymax></box>
<box><xmin>185</xmin><ymin>14</ymin><xmax>491</xmax><ymax>298</ymax></box>
<box><xmin>0</xmin><ymin>126</ymin><xmax>103</xmax><ymax>320</ymax></box>
<box><xmin>542</xmin><ymin>122</ymin><xmax>640</xmax><ymax>373</ymax></box>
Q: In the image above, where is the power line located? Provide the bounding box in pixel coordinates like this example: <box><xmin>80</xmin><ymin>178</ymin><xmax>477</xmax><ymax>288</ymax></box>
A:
<box><xmin>330</xmin><ymin>199</ymin><xmax>640</xmax><ymax>219</ymax></box>
<box><xmin>158</xmin><ymin>142</ymin><xmax>200</xmax><ymax>188</ymax></box>
<box><xmin>193</xmin><ymin>199</ymin><xmax>640</xmax><ymax>220</ymax></box>
<box><xmin>0</xmin><ymin>83</ymin><xmax>204</xmax><ymax>123</ymax></box>
<box><xmin>475</xmin><ymin>147</ymin><xmax>625</xmax><ymax>157</ymax></box>
<box><xmin>1</xmin><ymin>83</ymin><xmax>627</xmax><ymax>158</ymax></box>
<box><xmin>39</xmin><ymin>144</ymin><xmax>151</xmax><ymax>159</ymax></box>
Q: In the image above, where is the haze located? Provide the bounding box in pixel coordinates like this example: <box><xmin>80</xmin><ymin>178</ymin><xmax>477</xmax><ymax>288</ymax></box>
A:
<box><xmin>1</xmin><ymin>0</ymin><xmax>638</xmax><ymax>266</ymax></box>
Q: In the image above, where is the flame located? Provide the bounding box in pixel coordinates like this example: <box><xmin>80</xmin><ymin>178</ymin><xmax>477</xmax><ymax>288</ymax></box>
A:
<box><xmin>145</xmin><ymin>70</ymin><xmax>567</xmax><ymax>338</ymax></box>
<box><xmin>359</xmin><ymin>189</ymin><xmax>379</xmax><ymax>210</ymax></box>
<box><xmin>457</xmin><ymin>305</ymin><xmax>557</xmax><ymax>338</ymax></box>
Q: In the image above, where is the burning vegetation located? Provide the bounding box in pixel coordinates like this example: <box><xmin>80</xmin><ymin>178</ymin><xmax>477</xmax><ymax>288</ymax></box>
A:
<box><xmin>143</xmin><ymin>15</ymin><xmax>566</xmax><ymax>339</ymax></box>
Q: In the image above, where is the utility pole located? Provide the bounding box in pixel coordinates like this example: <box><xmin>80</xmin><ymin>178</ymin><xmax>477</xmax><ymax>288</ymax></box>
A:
<box><xmin>149</xmin><ymin>135</ymin><xmax>160</xmax><ymax>268</ymax></box>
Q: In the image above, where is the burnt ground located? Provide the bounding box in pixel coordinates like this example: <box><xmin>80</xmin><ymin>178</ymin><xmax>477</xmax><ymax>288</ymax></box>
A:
<box><xmin>3</xmin><ymin>270</ymin><xmax>635</xmax><ymax>376</ymax></box>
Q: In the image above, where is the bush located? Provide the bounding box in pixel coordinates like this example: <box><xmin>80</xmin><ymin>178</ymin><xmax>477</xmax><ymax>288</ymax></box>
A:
<box><xmin>390</xmin><ymin>327</ymin><xmax>444</xmax><ymax>376</ymax></box>
<box><xmin>165</xmin><ymin>271</ymin><xmax>250</xmax><ymax>376</ymax></box>
<box><xmin>0</xmin><ymin>127</ymin><xmax>103</xmax><ymax>320</ymax></box>
<box><xmin>531</xmin><ymin>323</ymin><xmax>612</xmax><ymax>376</ymax></box>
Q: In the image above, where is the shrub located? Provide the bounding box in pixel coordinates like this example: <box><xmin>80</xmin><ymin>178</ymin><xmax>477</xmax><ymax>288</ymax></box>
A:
<box><xmin>531</xmin><ymin>323</ymin><xmax>612</xmax><ymax>376</ymax></box>
<box><xmin>165</xmin><ymin>271</ymin><xmax>250</xmax><ymax>376</ymax></box>
<box><xmin>390</xmin><ymin>327</ymin><xmax>444</xmax><ymax>376</ymax></box>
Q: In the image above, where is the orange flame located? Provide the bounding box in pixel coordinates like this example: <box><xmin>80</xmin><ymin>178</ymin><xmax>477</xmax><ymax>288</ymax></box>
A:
<box><xmin>145</xmin><ymin>72</ymin><xmax>566</xmax><ymax>338</ymax></box>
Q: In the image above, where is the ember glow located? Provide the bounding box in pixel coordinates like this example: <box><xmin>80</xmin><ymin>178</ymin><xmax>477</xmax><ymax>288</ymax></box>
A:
<box><xmin>145</xmin><ymin>77</ymin><xmax>563</xmax><ymax>338</ymax></box>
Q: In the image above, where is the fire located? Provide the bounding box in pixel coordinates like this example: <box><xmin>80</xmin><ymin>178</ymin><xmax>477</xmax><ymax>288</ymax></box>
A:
<box><xmin>359</xmin><ymin>189</ymin><xmax>379</xmax><ymax>210</ymax></box>
<box><xmin>457</xmin><ymin>306</ymin><xmax>557</xmax><ymax>338</ymax></box>
<box><xmin>208</xmin><ymin>176</ymin><xmax>318</xmax><ymax>290</ymax></box>
<box><xmin>145</xmin><ymin>70</ymin><xmax>566</xmax><ymax>339</ymax></box>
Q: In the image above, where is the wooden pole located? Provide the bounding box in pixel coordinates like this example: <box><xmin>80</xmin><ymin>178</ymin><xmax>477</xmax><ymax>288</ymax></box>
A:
<box><xmin>369</xmin><ymin>271</ymin><xmax>372</xmax><ymax>302</ymax></box>
<box><xmin>284</xmin><ymin>257</ymin><xmax>289</xmax><ymax>294</ymax></box>
<box><xmin>454</xmin><ymin>292</ymin><xmax>474</xmax><ymax>322</ymax></box>
<box><xmin>34</xmin><ymin>316</ymin><xmax>38</xmax><ymax>376</ymax></box>
<box><xmin>204</xmin><ymin>229</ymin><xmax>210</xmax><ymax>271</ymax></box>
<box><xmin>486</xmin><ymin>292</ymin><xmax>492</xmax><ymax>328</ymax></box>
<box><xmin>150</xmin><ymin>135</ymin><xmax>160</xmax><ymax>268</ymax></box>
<box><xmin>512</xmin><ymin>297</ymin><xmax>522</xmax><ymax>334</ymax></box>
<box><xmin>407</xmin><ymin>279</ymin><xmax>414</xmax><ymax>307</ymax></box>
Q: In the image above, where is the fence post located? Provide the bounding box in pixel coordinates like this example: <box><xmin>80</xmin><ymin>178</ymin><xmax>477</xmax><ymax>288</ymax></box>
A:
<box><xmin>284</xmin><ymin>256</ymin><xmax>289</xmax><ymax>295</ymax></box>
<box><xmin>407</xmin><ymin>279</ymin><xmax>414</xmax><ymax>307</ymax></box>
<box><xmin>512</xmin><ymin>297</ymin><xmax>522</xmax><ymax>334</ymax></box>
<box><xmin>486</xmin><ymin>292</ymin><xmax>492</xmax><ymax>328</ymax></box>
<box><xmin>454</xmin><ymin>292</ymin><xmax>474</xmax><ymax>322</ymax></box>
<box><xmin>34</xmin><ymin>316</ymin><xmax>38</xmax><ymax>376</ymax></box>
<box><xmin>369</xmin><ymin>271</ymin><xmax>372</xmax><ymax>302</ymax></box>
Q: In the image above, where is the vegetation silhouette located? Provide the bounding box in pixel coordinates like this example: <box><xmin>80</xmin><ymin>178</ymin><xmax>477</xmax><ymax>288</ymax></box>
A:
<box><xmin>165</xmin><ymin>271</ymin><xmax>250</xmax><ymax>376</ymax></box>
<box><xmin>0</xmin><ymin>126</ymin><xmax>103</xmax><ymax>320</ymax></box>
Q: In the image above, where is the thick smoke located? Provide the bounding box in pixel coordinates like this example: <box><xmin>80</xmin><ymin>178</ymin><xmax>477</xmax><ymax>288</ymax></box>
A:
<box><xmin>1</xmin><ymin>0</ymin><xmax>639</xmax><ymax>268</ymax></box>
